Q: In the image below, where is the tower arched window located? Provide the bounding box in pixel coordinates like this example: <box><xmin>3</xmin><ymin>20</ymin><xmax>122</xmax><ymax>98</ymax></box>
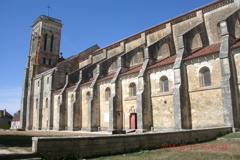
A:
<box><xmin>200</xmin><ymin>67</ymin><xmax>211</xmax><ymax>87</ymax></box>
<box><xmin>160</xmin><ymin>76</ymin><xmax>169</xmax><ymax>92</ymax></box>
<box><xmin>105</xmin><ymin>87</ymin><xmax>111</xmax><ymax>101</ymax></box>
<box><xmin>50</xmin><ymin>35</ymin><xmax>54</xmax><ymax>53</ymax></box>
<box><xmin>129</xmin><ymin>83</ymin><xmax>137</xmax><ymax>97</ymax></box>
<box><xmin>44</xmin><ymin>34</ymin><xmax>48</xmax><ymax>51</ymax></box>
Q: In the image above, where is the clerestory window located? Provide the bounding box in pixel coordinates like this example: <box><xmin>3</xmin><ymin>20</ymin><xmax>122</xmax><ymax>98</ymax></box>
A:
<box><xmin>160</xmin><ymin>76</ymin><xmax>169</xmax><ymax>92</ymax></box>
<box><xmin>129</xmin><ymin>83</ymin><xmax>137</xmax><ymax>97</ymax></box>
<box><xmin>200</xmin><ymin>67</ymin><xmax>211</xmax><ymax>87</ymax></box>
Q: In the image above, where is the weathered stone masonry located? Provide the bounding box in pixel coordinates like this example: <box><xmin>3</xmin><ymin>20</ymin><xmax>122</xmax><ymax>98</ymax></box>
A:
<box><xmin>20</xmin><ymin>0</ymin><xmax>240</xmax><ymax>133</ymax></box>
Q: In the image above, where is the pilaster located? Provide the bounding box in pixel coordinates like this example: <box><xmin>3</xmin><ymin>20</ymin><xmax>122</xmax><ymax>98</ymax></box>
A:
<box><xmin>47</xmin><ymin>71</ymin><xmax>55</xmax><ymax>130</ymax></box>
<box><xmin>219</xmin><ymin>20</ymin><xmax>240</xmax><ymax>130</ymax></box>
<box><xmin>25</xmin><ymin>80</ymin><xmax>32</xmax><ymax>130</ymax></box>
<box><xmin>173</xmin><ymin>36</ymin><xmax>192</xmax><ymax>130</ymax></box>
<box><xmin>37</xmin><ymin>76</ymin><xmax>43</xmax><ymax>130</ymax></box>
<box><xmin>54</xmin><ymin>75</ymin><xmax>69</xmax><ymax>131</ymax></box>
<box><xmin>88</xmin><ymin>64</ymin><xmax>100</xmax><ymax>132</ymax></box>
<box><xmin>109</xmin><ymin>56</ymin><xmax>124</xmax><ymax>133</ymax></box>
<box><xmin>136</xmin><ymin>47</ymin><xmax>151</xmax><ymax>133</ymax></box>
<box><xmin>68</xmin><ymin>70</ymin><xmax>82</xmax><ymax>131</ymax></box>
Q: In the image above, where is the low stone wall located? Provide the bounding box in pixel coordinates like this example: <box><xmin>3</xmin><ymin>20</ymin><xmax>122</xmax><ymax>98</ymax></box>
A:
<box><xmin>32</xmin><ymin>127</ymin><xmax>231</xmax><ymax>159</ymax></box>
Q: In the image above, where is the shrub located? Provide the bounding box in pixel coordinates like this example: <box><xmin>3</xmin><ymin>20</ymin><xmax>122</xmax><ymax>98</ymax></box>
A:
<box><xmin>0</xmin><ymin>125</ymin><xmax>10</xmax><ymax>129</ymax></box>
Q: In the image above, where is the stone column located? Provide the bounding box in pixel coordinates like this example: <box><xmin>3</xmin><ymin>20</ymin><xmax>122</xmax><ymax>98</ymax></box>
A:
<box><xmin>173</xmin><ymin>36</ymin><xmax>192</xmax><ymax>130</ymax></box>
<box><xmin>88</xmin><ymin>64</ymin><xmax>100</xmax><ymax>132</ymax></box>
<box><xmin>109</xmin><ymin>56</ymin><xmax>123</xmax><ymax>133</ymax></box>
<box><xmin>37</xmin><ymin>76</ymin><xmax>43</xmax><ymax>130</ymax></box>
<box><xmin>48</xmin><ymin>72</ymin><xmax>54</xmax><ymax>130</ymax></box>
<box><xmin>25</xmin><ymin>80</ymin><xmax>32</xmax><ymax>130</ymax></box>
<box><xmin>68</xmin><ymin>93</ymin><xmax>75</xmax><ymax>131</ymax></box>
<box><xmin>136</xmin><ymin>47</ymin><xmax>151</xmax><ymax>133</ymax></box>
<box><xmin>54</xmin><ymin>76</ymin><xmax>68</xmax><ymax>131</ymax></box>
<box><xmin>68</xmin><ymin>71</ymin><xmax>82</xmax><ymax>131</ymax></box>
<box><xmin>54</xmin><ymin>96</ymin><xmax>61</xmax><ymax>131</ymax></box>
<box><xmin>219</xmin><ymin>20</ymin><xmax>240</xmax><ymax>130</ymax></box>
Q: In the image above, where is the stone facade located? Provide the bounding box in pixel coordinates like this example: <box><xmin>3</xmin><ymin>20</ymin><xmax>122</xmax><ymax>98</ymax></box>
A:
<box><xmin>20</xmin><ymin>0</ymin><xmax>240</xmax><ymax>133</ymax></box>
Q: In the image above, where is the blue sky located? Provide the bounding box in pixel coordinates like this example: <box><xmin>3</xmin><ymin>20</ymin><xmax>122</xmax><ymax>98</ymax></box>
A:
<box><xmin>0</xmin><ymin>0</ymin><xmax>214</xmax><ymax>115</ymax></box>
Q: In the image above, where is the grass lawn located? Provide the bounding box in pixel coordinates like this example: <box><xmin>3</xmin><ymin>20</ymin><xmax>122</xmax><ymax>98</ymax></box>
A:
<box><xmin>88</xmin><ymin>133</ymin><xmax>240</xmax><ymax>160</ymax></box>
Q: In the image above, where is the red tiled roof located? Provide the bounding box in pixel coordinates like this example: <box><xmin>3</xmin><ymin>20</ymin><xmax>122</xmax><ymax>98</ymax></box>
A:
<box><xmin>54</xmin><ymin>88</ymin><xmax>63</xmax><ymax>93</ymax></box>
<box><xmin>148</xmin><ymin>55</ymin><xmax>177</xmax><ymax>70</ymax></box>
<box><xmin>80</xmin><ymin>79</ymin><xmax>94</xmax><ymax>87</ymax></box>
<box><xmin>66</xmin><ymin>84</ymin><xmax>77</xmax><ymax>90</ymax></box>
<box><xmin>12</xmin><ymin>112</ymin><xmax>20</xmax><ymax>121</ymax></box>
<box><xmin>98</xmin><ymin>72</ymin><xmax>116</xmax><ymax>82</ymax></box>
<box><xmin>184</xmin><ymin>43</ymin><xmax>220</xmax><ymax>61</ymax></box>
<box><xmin>120</xmin><ymin>64</ymin><xmax>142</xmax><ymax>77</ymax></box>
<box><xmin>231</xmin><ymin>39</ymin><xmax>240</xmax><ymax>49</ymax></box>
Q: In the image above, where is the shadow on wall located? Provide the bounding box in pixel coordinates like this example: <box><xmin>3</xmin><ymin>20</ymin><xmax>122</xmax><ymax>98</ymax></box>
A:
<box><xmin>0</xmin><ymin>135</ymin><xmax>32</xmax><ymax>147</ymax></box>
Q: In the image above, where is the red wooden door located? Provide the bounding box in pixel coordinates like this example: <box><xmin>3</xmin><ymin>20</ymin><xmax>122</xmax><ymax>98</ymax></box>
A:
<box><xmin>130</xmin><ymin>113</ymin><xmax>137</xmax><ymax>129</ymax></box>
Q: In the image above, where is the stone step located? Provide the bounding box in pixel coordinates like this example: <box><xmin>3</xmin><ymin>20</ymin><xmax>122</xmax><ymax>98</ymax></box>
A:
<box><xmin>0</xmin><ymin>153</ymin><xmax>39</xmax><ymax>160</ymax></box>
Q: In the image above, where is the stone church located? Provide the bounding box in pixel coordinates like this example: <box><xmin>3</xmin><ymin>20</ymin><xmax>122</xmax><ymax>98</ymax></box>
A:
<box><xmin>20</xmin><ymin>0</ymin><xmax>240</xmax><ymax>133</ymax></box>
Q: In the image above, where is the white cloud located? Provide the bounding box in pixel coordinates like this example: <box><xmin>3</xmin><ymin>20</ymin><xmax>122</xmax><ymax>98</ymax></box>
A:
<box><xmin>0</xmin><ymin>86</ymin><xmax>22</xmax><ymax>115</ymax></box>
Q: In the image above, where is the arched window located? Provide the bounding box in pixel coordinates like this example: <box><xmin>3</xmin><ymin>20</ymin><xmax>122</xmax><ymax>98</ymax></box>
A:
<box><xmin>129</xmin><ymin>83</ymin><xmax>137</xmax><ymax>96</ymax></box>
<box><xmin>44</xmin><ymin>34</ymin><xmax>48</xmax><ymax>51</ymax></box>
<box><xmin>50</xmin><ymin>35</ymin><xmax>54</xmax><ymax>52</ymax></box>
<box><xmin>46</xmin><ymin>98</ymin><xmax>48</xmax><ymax>108</ymax></box>
<box><xmin>200</xmin><ymin>67</ymin><xmax>211</xmax><ymax>87</ymax></box>
<box><xmin>86</xmin><ymin>92</ymin><xmax>90</xmax><ymax>103</ymax></box>
<box><xmin>36</xmin><ymin>99</ymin><xmax>38</xmax><ymax>109</ymax></box>
<box><xmin>48</xmin><ymin>59</ymin><xmax>52</xmax><ymax>65</ymax></box>
<box><xmin>43</xmin><ymin>57</ymin><xmax>46</xmax><ymax>65</ymax></box>
<box><xmin>71</xmin><ymin>94</ymin><xmax>74</xmax><ymax>103</ymax></box>
<box><xmin>160</xmin><ymin>76</ymin><xmax>169</xmax><ymax>92</ymax></box>
<box><xmin>58</xmin><ymin>96</ymin><xmax>61</xmax><ymax>106</ymax></box>
<box><xmin>105</xmin><ymin>87</ymin><xmax>111</xmax><ymax>101</ymax></box>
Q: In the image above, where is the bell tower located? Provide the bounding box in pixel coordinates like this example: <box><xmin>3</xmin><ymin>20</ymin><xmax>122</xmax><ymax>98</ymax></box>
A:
<box><xmin>20</xmin><ymin>15</ymin><xmax>62</xmax><ymax>130</ymax></box>
<box><xmin>29</xmin><ymin>15</ymin><xmax>62</xmax><ymax>77</ymax></box>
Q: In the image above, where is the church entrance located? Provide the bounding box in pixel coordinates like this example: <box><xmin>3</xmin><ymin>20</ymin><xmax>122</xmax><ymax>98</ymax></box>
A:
<box><xmin>129</xmin><ymin>113</ymin><xmax>137</xmax><ymax>129</ymax></box>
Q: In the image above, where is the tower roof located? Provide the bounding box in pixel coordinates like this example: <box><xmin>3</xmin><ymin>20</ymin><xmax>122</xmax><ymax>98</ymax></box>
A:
<box><xmin>32</xmin><ymin>15</ymin><xmax>62</xmax><ymax>27</ymax></box>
